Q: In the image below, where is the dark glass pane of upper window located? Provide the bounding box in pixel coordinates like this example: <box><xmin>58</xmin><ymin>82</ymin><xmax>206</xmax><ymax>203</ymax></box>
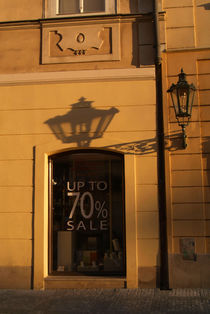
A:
<box><xmin>59</xmin><ymin>0</ymin><xmax>80</xmax><ymax>14</ymax></box>
<box><xmin>84</xmin><ymin>0</ymin><xmax>105</xmax><ymax>13</ymax></box>
<box><xmin>59</xmin><ymin>0</ymin><xmax>105</xmax><ymax>14</ymax></box>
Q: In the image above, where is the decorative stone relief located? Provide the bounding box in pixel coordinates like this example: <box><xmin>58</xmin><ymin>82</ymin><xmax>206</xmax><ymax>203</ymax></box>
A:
<box><xmin>42</xmin><ymin>23</ymin><xmax>120</xmax><ymax>64</ymax></box>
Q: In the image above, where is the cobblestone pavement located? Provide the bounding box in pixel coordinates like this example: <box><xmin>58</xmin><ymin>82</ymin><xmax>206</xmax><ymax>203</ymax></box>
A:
<box><xmin>0</xmin><ymin>289</ymin><xmax>209</xmax><ymax>314</ymax></box>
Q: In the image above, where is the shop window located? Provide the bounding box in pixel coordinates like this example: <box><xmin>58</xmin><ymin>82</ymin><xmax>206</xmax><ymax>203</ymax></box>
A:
<box><xmin>46</xmin><ymin>0</ymin><xmax>116</xmax><ymax>17</ymax></box>
<box><xmin>49</xmin><ymin>150</ymin><xmax>126</xmax><ymax>276</ymax></box>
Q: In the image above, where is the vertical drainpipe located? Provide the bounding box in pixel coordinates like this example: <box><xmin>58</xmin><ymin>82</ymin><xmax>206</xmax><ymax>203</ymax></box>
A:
<box><xmin>153</xmin><ymin>0</ymin><xmax>170</xmax><ymax>289</ymax></box>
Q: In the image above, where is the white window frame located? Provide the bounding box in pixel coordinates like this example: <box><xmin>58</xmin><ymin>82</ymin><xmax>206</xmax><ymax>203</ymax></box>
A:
<box><xmin>45</xmin><ymin>0</ymin><xmax>116</xmax><ymax>18</ymax></box>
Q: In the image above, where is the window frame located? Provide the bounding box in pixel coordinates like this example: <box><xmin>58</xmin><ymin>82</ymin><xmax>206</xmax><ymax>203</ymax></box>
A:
<box><xmin>34</xmin><ymin>140</ymin><xmax>138</xmax><ymax>288</ymax></box>
<box><xmin>45</xmin><ymin>0</ymin><xmax>116</xmax><ymax>18</ymax></box>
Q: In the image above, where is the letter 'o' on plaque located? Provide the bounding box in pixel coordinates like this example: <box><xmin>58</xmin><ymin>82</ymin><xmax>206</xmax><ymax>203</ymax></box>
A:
<box><xmin>77</xmin><ymin>33</ymin><xmax>85</xmax><ymax>43</ymax></box>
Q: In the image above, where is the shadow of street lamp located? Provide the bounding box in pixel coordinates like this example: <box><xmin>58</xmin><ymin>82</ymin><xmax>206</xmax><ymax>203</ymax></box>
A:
<box><xmin>45</xmin><ymin>97</ymin><xmax>119</xmax><ymax>147</ymax></box>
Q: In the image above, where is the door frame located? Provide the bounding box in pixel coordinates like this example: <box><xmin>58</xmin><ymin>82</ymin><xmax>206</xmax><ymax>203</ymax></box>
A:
<box><xmin>34</xmin><ymin>142</ymin><xmax>138</xmax><ymax>288</ymax></box>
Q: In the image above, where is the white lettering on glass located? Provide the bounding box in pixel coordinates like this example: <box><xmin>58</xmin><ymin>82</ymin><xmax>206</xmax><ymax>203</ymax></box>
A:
<box><xmin>66</xmin><ymin>180</ymin><xmax>108</xmax><ymax>231</ymax></box>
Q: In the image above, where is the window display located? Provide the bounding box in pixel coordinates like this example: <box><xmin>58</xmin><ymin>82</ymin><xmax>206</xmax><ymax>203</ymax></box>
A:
<box><xmin>49</xmin><ymin>150</ymin><xmax>125</xmax><ymax>276</ymax></box>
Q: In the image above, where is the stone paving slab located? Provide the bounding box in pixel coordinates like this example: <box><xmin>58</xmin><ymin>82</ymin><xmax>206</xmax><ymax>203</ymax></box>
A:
<box><xmin>0</xmin><ymin>289</ymin><xmax>209</xmax><ymax>313</ymax></box>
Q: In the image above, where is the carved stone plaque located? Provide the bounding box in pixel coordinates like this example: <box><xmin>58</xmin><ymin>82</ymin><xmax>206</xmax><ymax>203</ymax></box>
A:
<box><xmin>42</xmin><ymin>22</ymin><xmax>120</xmax><ymax>64</ymax></box>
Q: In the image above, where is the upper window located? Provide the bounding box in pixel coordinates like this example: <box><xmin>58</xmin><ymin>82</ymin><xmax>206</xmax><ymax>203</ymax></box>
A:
<box><xmin>46</xmin><ymin>0</ymin><xmax>116</xmax><ymax>18</ymax></box>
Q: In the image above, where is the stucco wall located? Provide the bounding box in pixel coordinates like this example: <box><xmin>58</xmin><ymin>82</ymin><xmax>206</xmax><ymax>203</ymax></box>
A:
<box><xmin>163</xmin><ymin>0</ymin><xmax>210</xmax><ymax>287</ymax></box>
<box><xmin>0</xmin><ymin>0</ymin><xmax>158</xmax><ymax>288</ymax></box>
<box><xmin>0</xmin><ymin>73</ymin><xmax>158</xmax><ymax>288</ymax></box>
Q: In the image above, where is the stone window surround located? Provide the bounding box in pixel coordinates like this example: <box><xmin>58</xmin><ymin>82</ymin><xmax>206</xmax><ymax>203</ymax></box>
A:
<box><xmin>34</xmin><ymin>144</ymin><xmax>138</xmax><ymax>289</ymax></box>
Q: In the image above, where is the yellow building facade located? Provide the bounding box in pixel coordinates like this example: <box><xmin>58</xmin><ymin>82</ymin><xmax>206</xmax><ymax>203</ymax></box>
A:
<box><xmin>0</xmin><ymin>0</ymin><xmax>209</xmax><ymax>289</ymax></box>
<box><xmin>162</xmin><ymin>0</ymin><xmax>210</xmax><ymax>288</ymax></box>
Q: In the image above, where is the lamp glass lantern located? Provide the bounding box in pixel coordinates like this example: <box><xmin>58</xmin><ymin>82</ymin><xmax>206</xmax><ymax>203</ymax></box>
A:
<box><xmin>167</xmin><ymin>69</ymin><xmax>196</xmax><ymax>148</ymax></box>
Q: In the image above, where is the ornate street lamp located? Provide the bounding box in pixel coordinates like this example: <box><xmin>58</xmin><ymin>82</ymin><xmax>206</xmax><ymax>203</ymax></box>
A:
<box><xmin>167</xmin><ymin>69</ymin><xmax>196</xmax><ymax>148</ymax></box>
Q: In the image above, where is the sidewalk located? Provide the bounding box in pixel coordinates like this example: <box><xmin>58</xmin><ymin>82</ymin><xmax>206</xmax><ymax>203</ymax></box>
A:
<box><xmin>0</xmin><ymin>288</ymin><xmax>209</xmax><ymax>313</ymax></box>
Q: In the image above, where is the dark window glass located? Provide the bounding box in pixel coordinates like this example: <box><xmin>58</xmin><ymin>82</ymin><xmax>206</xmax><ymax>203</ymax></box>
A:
<box><xmin>49</xmin><ymin>150</ymin><xmax>126</xmax><ymax>276</ymax></box>
<box><xmin>59</xmin><ymin>0</ymin><xmax>105</xmax><ymax>14</ymax></box>
<box><xmin>59</xmin><ymin>0</ymin><xmax>80</xmax><ymax>14</ymax></box>
<box><xmin>84</xmin><ymin>0</ymin><xmax>105</xmax><ymax>13</ymax></box>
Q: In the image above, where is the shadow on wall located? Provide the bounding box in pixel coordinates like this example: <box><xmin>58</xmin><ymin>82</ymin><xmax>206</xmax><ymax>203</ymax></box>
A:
<box><xmin>202</xmin><ymin>138</ymin><xmax>210</xmax><ymax>187</ymax></box>
<box><xmin>45</xmin><ymin>97</ymin><xmax>119</xmax><ymax>147</ymax></box>
<box><xmin>128</xmin><ymin>0</ymin><xmax>139</xmax><ymax>13</ymax></box>
<box><xmin>198</xmin><ymin>3</ymin><xmax>210</xmax><ymax>10</ymax></box>
<box><xmin>138</xmin><ymin>251</ymin><xmax>160</xmax><ymax>288</ymax></box>
<box><xmin>106</xmin><ymin>130</ymin><xmax>185</xmax><ymax>154</ymax></box>
<box><xmin>45</xmin><ymin>97</ymin><xmax>185</xmax><ymax>153</ymax></box>
<box><xmin>136</xmin><ymin>0</ymin><xmax>155</xmax><ymax>67</ymax></box>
